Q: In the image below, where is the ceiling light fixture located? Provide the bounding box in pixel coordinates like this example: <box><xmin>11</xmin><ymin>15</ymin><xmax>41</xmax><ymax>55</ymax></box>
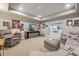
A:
<box><xmin>34</xmin><ymin>17</ymin><xmax>39</xmax><ymax>19</ymax></box>
<box><xmin>37</xmin><ymin>15</ymin><xmax>42</xmax><ymax>18</ymax></box>
<box><xmin>34</xmin><ymin>17</ymin><xmax>47</xmax><ymax>21</ymax></box>
<box><xmin>66</xmin><ymin>4</ymin><xmax>70</xmax><ymax>8</ymax></box>
<box><xmin>37</xmin><ymin>6</ymin><xmax>41</xmax><ymax>9</ymax></box>
<box><xmin>19</xmin><ymin>7</ymin><xmax>23</xmax><ymax>10</ymax></box>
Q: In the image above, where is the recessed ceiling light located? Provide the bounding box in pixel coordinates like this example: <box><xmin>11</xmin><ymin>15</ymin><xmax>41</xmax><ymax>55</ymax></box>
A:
<box><xmin>34</xmin><ymin>17</ymin><xmax>47</xmax><ymax>21</ymax></box>
<box><xmin>34</xmin><ymin>17</ymin><xmax>41</xmax><ymax>20</ymax></box>
<box><xmin>37</xmin><ymin>15</ymin><xmax>42</xmax><ymax>18</ymax></box>
<box><xmin>66</xmin><ymin>4</ymin><xmax>70</xmax><ymax>8</ymax></box>
<box><xmin>34</xmin><ymin>17</ymin><xmax>39</xmax><ymax>19</ymax></box>
<box><xmin>19</xmin><ymin>7</ymin><xmax>23</xmax><ymax>10</ymax></box>
<box><xmin>37</xmin><ymin>6</ymin><xmax>41</xmax><ymax>9</ymax></box>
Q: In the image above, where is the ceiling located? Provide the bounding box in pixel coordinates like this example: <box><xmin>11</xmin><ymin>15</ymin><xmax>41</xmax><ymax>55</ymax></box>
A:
<box><xmin>9</xmin><ymin>3</ymin><xmax>76</xmax><ymax>21</ymax></box>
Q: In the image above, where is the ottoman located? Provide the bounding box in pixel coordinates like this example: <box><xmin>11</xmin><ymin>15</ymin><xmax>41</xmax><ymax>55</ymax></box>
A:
<box><xmin>44</xmin><ymin>39</ymin><xmax>60</xmax><ymax>51</ymax></box>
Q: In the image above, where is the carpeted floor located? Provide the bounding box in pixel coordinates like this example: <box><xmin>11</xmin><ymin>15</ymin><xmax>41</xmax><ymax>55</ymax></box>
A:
<box><xmin>4</xmin><ymin>36</ymin><xmax>49</xmax><ymax>56</ymax></box>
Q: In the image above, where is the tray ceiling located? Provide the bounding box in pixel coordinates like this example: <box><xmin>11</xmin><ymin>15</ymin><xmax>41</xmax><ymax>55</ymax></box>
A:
<box><xmin>9</xmin><ymin>3</ymin><xmax>75</xmax><ymax>20</ymax></box>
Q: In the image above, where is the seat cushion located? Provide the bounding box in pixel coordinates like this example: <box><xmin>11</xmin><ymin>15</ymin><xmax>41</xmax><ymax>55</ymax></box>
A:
<box><xmin>73</xmin><ymin>47</ymin><xmax>79</xmax><ymax>56</ymax></box>
<box><xmin>44</xmin><ymin>39</ymin><xmax>60</xmax><ymax>47</ymax></box>
<box><xmin>44</xmin><ymin>39</ymin><xmax>60</xmax><ymax>51</ymax></box>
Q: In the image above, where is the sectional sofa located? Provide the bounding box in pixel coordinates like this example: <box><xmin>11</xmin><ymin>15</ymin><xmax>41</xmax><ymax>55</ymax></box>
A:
<box><xmin>29</xmin><ymin>31</ymin><xmax>79</xmax><ymax>56</ymax></box>
<box><xmin>0</xmin><ymin>30</ymin><xmax>21</xmax><ymax>47</ymax></box>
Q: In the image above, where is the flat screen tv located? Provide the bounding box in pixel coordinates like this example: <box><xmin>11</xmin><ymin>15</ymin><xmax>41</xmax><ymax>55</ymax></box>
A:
<box><xmin>29</xmin><ymin>24</ymin><xmax>37</xmax><ymax>31</ymax></box>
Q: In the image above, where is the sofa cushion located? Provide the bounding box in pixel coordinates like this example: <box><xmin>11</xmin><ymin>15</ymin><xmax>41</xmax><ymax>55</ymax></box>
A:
<box><xmin>64</xmin><ymin>38</ymin><xmax>79</xmax><ymax>55</ymax></box>
<box><xmin>4</xmin><ymin>34</ymin><xmax>13</xmax><ymax>38</ymax></box>
<box><xmin>44</xmin><ymin>39</ymin><xmax>60</xmax><ymax>47</ymax></box>
<box><xmin>46</xmin><ymin>35</ymin><xmax>54</xmax><ymax>40</ymax></box>
<box><xmin>0</xmin><ymin>30</ymin><xmax>11</xmax><ymax>36</ymax></box>
<box><xmin>68</xmin><ymin>33</ymin><xmax>79</xmax><ymax>39</ymax></box>
<box><xmin>69</xmin><ymin>31</ymin><xmax>79</xmax><ymax>35</ymax></box>
<box><xmin>44</xmin><ymin>39</ymin><xmax>60</xmax><ymax>51</ymax></box>
<box><xmin>73</xmin><ymin>47</ymin><xmax>79</xmax><ymax>56</ymax></box>
<box><xmin>60</xmin><ymin>36</ymin><xmax>67</xmax><ymax>44</ymax></box>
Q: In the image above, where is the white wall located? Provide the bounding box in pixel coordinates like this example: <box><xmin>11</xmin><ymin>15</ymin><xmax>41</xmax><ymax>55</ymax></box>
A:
<box><xmin>42</xmin><ymin>17</ymin><xmax>79</xmax><ymax>39</ymax></box>
<box><xmin>0</xmin><ymin>3</ymin><xmax>9</xmax><ymax>11</ymax></box>
<box><xmin>0</xmin><ymin>18</ymin><xmax>25</xmax><ymax>30</ymax></box>
<box><xmin>0</xmin><ymin>17</ymin><xmax>39</xmax><ymax>33</ymax></box>
<box><xmin>0</xmin><ymin>12</ymin><xmax>40</xmax><ymax>30</ymax></box>
<box><xmin>0</xmin><ymin>18</ymin><xmax>12</xmax><ymax>30</ymax></box>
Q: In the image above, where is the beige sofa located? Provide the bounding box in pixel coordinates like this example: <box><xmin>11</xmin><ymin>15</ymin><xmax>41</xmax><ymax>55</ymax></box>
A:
<box><xmin>29</xmin><ymin>31</ymin><xmax>79</xmax><ymax>56</ymax></box>
<box><xmin>44</xmin><ymin>39</ymin><xmax>60</xmax><ymax>51</ymax></box>
<box><xmin>29</xmin><ymin>40</ymin><xmax>69</xmax><ymax>56</ymax></box>
<box><xmin>0</xmin><ymin>30</ymin><xmax>21</xmax><ymax>47</ymax></box>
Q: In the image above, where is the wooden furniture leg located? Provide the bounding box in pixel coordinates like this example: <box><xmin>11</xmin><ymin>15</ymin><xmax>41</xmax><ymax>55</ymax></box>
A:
<box><xmin>2</xmin><ymin>45</ymin><xmax>4</xmax><ymax>56</ymax></box>
<box><xmin>0</xmin><ymin>37</ymin><xmax>5</xmax><ymax>56</ymax></box>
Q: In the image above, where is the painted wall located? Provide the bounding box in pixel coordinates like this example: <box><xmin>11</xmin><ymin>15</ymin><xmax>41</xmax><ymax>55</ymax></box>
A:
<box><xmin>0</xmin><ymin>12</ymin><xmax>40</xmax><ymax>34</ymax></box>
<box><xmin>41</xmin><ymin>17</ymin><xmax>79</xmax><ymax>39</ymax></box>
<box><xmin>0</xmin><ymin>18</ymin><xmax>28</xmax><ymax>30</ymax></box>
<box><xmin>0</xmin><ymin>18</ymin><xmax>12</xmax><ymax>30</ymax></box>
<box><xmin>0</xmin><ymin>12</ymin><xmax>39</xmax><ymax>23</ymax></box>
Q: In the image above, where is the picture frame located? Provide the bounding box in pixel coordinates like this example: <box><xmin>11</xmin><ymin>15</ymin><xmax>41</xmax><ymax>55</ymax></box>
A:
<box><xmin>12</xmin><ymin>20</ymin><xmax>20</xmax><ymax>28</ymax></box>
<box><xmin>42</xmin><ymin>23</ymin><xmax>46</xmax><ymax>28</ymax></box>
<box><xmin>66</xmin><ymin>20</ymin><xmax>73</xmax><ymax>26</ymax></box>
<box><xmin>74</xmin><ymin>20</ymin><xmax>79</xmax><ymax>26</ymax></box>
<box><xmin>3</xmin><ymin>21</ymin><xmax>10</xmax><ymax>26</ymax></box>
<box><xmin>42</xmin><ymin>23</ymin><xmax>48</xmax><ymax>28</ymax></box>
<box><xmin>20</xmin><ymin>23</ymin><xmax>24</xmax><ymax>29</ymax></box>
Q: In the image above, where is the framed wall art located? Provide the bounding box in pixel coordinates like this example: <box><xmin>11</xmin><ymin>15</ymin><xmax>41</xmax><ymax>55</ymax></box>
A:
<box><xmin>66</xmin><ymin>20</ymin><xmax>73</xmax><ymax>26</ymax></box>
<box><xmin>74</xmin><ymin>20</ymin><xmax>79</xmax><ymax>26</ymax></box>
<box><xmin>20</xmin><ymin>23</ymin><xmax>24</xmax><ymax>28</ymax></box>
<box><xmin>3</xmin><ymin>21</ymin><xmax>10</xmax><ymax>26</ymax></box>
<box><xmin>12</xmin><ymin>20</ymin><xmax>20</xmax><ymax>28</ymax></box>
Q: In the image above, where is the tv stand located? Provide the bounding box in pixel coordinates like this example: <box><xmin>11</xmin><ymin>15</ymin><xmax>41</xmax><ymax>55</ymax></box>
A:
<box><xmin>25</xmin><ymin>31</ymin><xmax>40</xmax><ymax>39</ymax></box>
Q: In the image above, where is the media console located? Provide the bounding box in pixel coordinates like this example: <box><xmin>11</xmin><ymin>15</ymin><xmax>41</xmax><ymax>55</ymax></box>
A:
<box><xmin>25</xmin><ymin>31</ymin><xmax>40</xmax><ymax>39</ymax></box>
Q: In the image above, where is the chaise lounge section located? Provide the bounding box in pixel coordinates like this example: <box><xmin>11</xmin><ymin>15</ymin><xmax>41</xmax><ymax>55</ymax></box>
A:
<box><xmin>44</xmin><ymin>39</ymin><xmax>60</xmax><ymax>51</ymax></box>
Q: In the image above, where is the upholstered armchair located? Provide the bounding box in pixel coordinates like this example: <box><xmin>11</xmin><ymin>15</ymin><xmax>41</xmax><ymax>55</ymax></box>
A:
<box><xmin>0</xmin><ymin>30</ymin><xmax>21</xmax><ymax>47</ymax></box>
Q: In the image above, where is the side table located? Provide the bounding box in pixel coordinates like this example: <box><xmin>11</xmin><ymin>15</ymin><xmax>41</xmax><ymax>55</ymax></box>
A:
<box><xmin>0</xmin><ymin>37</ymin><xmax>5</xmax><ymax>56</ymax></box>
